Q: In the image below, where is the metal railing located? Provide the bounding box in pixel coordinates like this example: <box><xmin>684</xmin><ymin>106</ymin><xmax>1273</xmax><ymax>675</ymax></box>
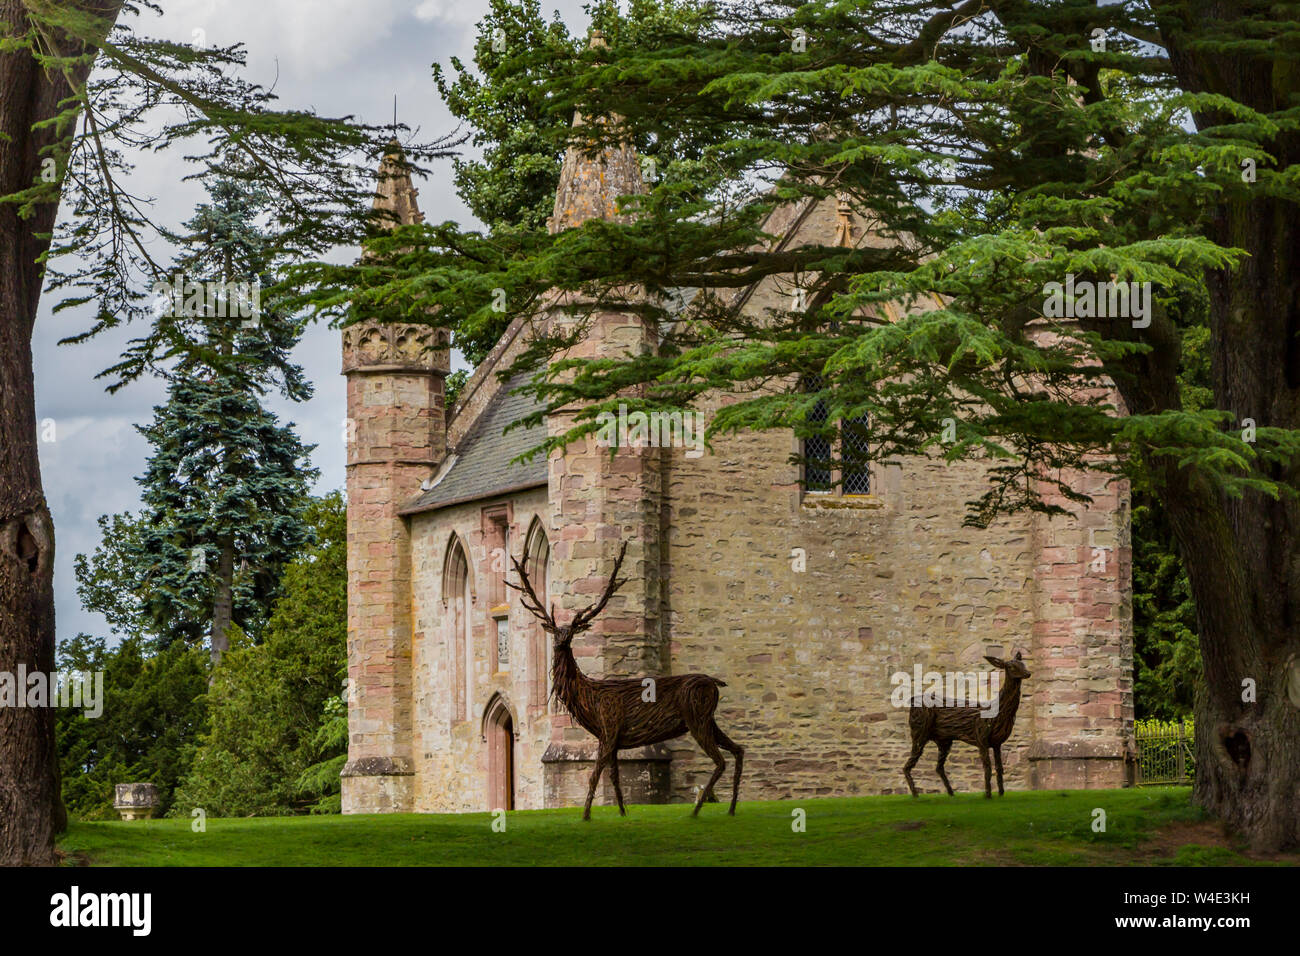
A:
<box><xmin>1134</xmin><ymin>718</ymin><xmax>1195</xmax><ymax>785</ymax></box>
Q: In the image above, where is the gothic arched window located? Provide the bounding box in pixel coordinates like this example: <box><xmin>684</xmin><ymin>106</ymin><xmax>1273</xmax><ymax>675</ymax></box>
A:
<box><xmin>522</xmin><ymin>518</ymin><xmax>551</xmax><ymax>715</ymax></box>
<box><xmin>443</xmin><ymin>537</ymin><xmax>474</xmax><ymax>722</ymax></box>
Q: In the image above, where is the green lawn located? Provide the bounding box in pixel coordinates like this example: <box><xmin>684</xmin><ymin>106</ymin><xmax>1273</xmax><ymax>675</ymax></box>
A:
<box><xmin>58</xmin><ymin>787</ymin><xmax>1294</xmax><ymax>866</ymax></box>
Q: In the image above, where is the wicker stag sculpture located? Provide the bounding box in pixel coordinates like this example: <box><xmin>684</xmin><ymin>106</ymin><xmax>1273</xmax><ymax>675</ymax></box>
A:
<box><xmin>902</xmin><ymin>652</ymin><xmax>1031</xmax><ymax>798</ymax></box>
<box><xmin>508</xmin><ymin>542</ymin><xmax>744</xmax><ymax>820</ymax></box>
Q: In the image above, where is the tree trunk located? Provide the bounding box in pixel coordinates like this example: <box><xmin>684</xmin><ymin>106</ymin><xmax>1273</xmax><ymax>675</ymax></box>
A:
<box><xmin>1188</xmin><ymin>193</ymin><xmax>1300</xmax><ymax>853</ymax></box>
<box><xmin>210</xmin><ymin>541</ymin><xmax>235</xmax><ymax>665</ymax></box>
<box><xmin>1101</xmin><ymin>1</ymin><xmax>1300</xmax><ymax>855</ymax></box>
<box><xmin>1162</xmin><ymin>200</ymin><xmax>1300</xmax><ymax>851</ymax></box>
<box><xmin>1195</xmin><ymin>652</ymin><xmax>1300</xmax><ymax>852</ymax></box>
<box><xmin>1160</xmin><ymin>466</ymin><xmax>1299</xmax><ymax>854</ymax></box>
<box><xmin>0</xmin><ymin>0</ymin><xmax>122</xmax><ymax>866</ymax></box>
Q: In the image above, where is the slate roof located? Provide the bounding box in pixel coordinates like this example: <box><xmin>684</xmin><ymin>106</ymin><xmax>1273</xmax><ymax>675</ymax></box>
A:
<box><xmin>401</xmin><ymin>375</ymin><xmax>548</xmax><ymax>514</ymax></box>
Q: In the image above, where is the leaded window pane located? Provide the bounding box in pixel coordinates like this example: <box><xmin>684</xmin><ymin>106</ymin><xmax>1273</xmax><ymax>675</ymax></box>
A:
<box><xmin>843</xmin><ymin>413</ymin><xmax>871</xmax><ymax>494</ymax></box>
<box><xmin>803</xmin><ymin>376</ymin><xmax>833</xmax><ymax>492</ymax></box>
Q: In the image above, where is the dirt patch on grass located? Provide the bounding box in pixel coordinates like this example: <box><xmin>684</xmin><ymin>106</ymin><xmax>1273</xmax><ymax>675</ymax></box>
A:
<box><xmin>970</xmin><ymin>848</ymin><xmax>1029</xmax><ymax>866</ymax></box>
<box><xmin>1137</xmin><ymin>820</ymin><xmax>1297</xmax><ymax>864</ymax></box>
<box><xmin>1144</xmin><ymin>820</ymin><xmax>1234</xmax><ymax>854</ymax></box>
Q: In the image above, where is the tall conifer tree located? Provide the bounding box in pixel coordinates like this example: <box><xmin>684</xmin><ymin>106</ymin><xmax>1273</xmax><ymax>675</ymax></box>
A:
<box><xmin>120</xmin><ymin>177</ymin><xmax>316</xmax><ymax>663</ymax></box>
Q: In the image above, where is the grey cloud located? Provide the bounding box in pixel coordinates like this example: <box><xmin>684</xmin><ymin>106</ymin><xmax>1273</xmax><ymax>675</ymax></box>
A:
<box><xmin>38</xmin><ymin>0</ymin><xmax>596</xmax><ymax>645</ymax></box>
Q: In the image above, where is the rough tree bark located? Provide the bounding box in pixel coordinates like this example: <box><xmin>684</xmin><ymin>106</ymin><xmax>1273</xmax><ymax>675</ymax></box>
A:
<box><xmin>1161</xmin><ymin>467</ymin><xmax>1300</xmax><ymax>853</ymax></box>
<box><xmin>210</xmin><ymin>541</ymin><xmax>235</xmax><ymax>665</ymax></box>
<box><xmin>1169</xmin><ymin>185</ymin><xmax>1300</xmax><ymax>851</ymax></box>
<box><xmin>1149</xmin><ymin>1</ymin><xmax>1300</xmax><ymax>854</ymax></box>
<box><xmin>0</xmin><ymin>0</ymin><xmax>122</xmax><ymax>866</ymax></box>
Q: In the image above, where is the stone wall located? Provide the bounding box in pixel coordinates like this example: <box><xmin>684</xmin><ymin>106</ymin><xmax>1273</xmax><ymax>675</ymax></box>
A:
<box><xmin>408</xmin><ymin>489</ymin><xmax>556</xmax><ymax>811</ymax></box>
<box><xmin>540</xmin><ymin>298</ymin><xmax>667</xmax><ymax>799</ymax></box>
<box><xmin>1026</xmin><ymin>468</ymin><xmax>1135</xmax><ymax>787</ymax></box>
<box><xmin>403</xmin><ymin>429</ymin><xmax>1132</xmax><ymax>809</ymax></box>
<box><xmin>644</xmin><ymin>195</ymin><xmax>1134</xmax><ymax>802</ymax></box>
<box><xmin>658</xmin><ymin>422</ymin><xmax>1045</xmax><ymax>801</ymax></box>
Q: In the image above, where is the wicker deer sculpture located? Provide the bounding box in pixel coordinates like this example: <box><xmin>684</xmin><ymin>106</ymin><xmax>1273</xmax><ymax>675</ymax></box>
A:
<box><xmin>508</xmin><ymin>542</ymin><xmax>744</xmax><ymax>820</ymax></box>
<box><xmin>902</xmin><ymin>652</ymin><xmax>1031</xmax><ymax>798</ymax></box>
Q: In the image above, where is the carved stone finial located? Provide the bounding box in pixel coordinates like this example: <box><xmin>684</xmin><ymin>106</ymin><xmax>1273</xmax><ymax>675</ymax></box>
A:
<box><xmin>547</xmin><ymin>29</ymin><xmax>647</xmax><ymax>235</ymax></box>
<box><xmin>372</xmin><ymin>140</ymin><xmax>425</xmax><ymax>230</ymax></box>
<box><xmin>548</xmin><ymin>112</ymin><xmax>645</xmax><ymax>233</ymax></box>
<box><xmin>344</xmin><ymin>143</ymin><xmax>447</xmax><ymax>375</ymax></box>
<box><xmin>833</xmin><ymin>194</ymin><xmax>856</xmax><ymax>247</ymax></box>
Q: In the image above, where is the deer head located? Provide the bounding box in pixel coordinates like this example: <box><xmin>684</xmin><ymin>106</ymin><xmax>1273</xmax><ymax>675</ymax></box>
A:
<box><xmin>984</xmin><ymin>650</ymin><xmax>1031</xmax><ymax>679</ymax></box>
<box><xmin>508</xmin><ymin>541</ymin><xmax>629</xmax><ymax>648</ymax></box>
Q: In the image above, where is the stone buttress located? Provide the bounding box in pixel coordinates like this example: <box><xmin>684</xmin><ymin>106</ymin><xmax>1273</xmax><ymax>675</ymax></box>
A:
<box><xmin>539</xmin><ymin>57</ymin><xmax>673</xmax><ymax>804</ymax></box>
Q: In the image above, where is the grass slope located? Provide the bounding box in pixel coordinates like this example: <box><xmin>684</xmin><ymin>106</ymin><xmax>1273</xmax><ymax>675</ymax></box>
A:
<box><xmin>58</xmin><ymin>787</ymin><xmax>1293</xmax><ymax>867</ymax></box>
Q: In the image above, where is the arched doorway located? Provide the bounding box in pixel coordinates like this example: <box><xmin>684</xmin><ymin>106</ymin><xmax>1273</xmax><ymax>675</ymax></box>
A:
<box><xmin>483</xmin><ymin>694</ymin><xmax>516</xmax><ymax>811</ymax></box>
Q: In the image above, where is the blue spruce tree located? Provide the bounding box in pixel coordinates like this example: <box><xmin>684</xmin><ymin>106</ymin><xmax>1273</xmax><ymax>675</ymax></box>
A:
<box><xmin>121</xmin><ymin>177</ymin><xmax>317</xmax><ymax>663</ymax></box>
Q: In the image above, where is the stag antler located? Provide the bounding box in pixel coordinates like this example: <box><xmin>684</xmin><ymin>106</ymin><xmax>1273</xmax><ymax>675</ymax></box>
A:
<box><xmin>507</xmin><ymin>541</ymin><xmax>629</xmax><ymax>633</ymax></box>
<box><xmin>571</xmin><ymin>541</ymin><xmax>629</xmax><ymax>631</ymax></box>
<box><xmin>507</xmin><ymin>552</ymin><xmax>554</xmax><ymax>629</ymax></box>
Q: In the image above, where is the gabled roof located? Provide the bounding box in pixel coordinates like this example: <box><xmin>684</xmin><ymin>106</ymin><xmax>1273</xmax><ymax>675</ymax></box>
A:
<box><xmin>399</xmin><ymin>373</ymin><xmax>547</xmax><ymax>515</ymax></box>
<box><xmin>402</xmin><ymin>51</ymin><xmax>650</xmax><ymax>517</ymax></box>
<box><xmin>397</xmin><ymin>199</ymin><xmax>858</xmax><ymax>518</ymax></box>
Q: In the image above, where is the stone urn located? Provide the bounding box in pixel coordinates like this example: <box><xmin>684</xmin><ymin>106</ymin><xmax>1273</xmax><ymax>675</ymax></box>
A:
<box><xmin>113</xmin><ymin>783</ymin><xmax>159</xmax><ymax>821</ymax></box>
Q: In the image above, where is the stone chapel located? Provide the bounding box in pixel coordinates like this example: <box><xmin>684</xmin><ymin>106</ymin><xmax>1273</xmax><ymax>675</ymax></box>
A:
<box><xmin>339</xmin><ymin>116</ymin><xmax>1136</xmax><ymax>815</ymax></box>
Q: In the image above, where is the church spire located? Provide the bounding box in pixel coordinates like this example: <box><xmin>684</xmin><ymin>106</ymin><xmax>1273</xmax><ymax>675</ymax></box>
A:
<box><xmin>372</xmin><ymin>140</ymin><xmax>425</xmax><ymax>229</ymax></box>
<box><xmin>547</xmin><ymin>30</ymin><xmax>646</xmax><ymax>234</ymax></box>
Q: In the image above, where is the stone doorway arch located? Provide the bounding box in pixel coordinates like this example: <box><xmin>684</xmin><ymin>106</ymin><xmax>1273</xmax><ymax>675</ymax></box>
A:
<box><xmin>482</xmin><ymin>693</ymin><xmax>517</xmax><ymax>811</ymax></box>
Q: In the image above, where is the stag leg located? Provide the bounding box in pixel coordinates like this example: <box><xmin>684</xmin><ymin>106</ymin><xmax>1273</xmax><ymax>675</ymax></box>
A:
<box><xmin>609</xmin><ymin>751</ymin><xmax>627</xmax><ymax>816</ymax></box>
<box><xmin>583</xmin><ymin>745</ymin><xmax>613</xmax><ymax>821</ymax></box>
<box><xmin>902</xmin><ymin>739</ymin><xmax>926</xmax><ymax>797</ymax></box>
<box><xmin>993</xmin><ymin>744</ymin><xmax>1004</xmax><ymax>796</ymax></box>
<box><xmin>934</xmin><ymin>739</ymin><xmax>955</xmax><ymax>796</ymax></box>
<box><xmin>689</xmin><ymin>724</ymin><xmax>727</xmax><ymax>817</ymax></box>
<box><xmin>979</xmin><ymin>746</ymin><xmax>993</xmax><ymax>798</ymax></box>
<box><xmin>711</xmin><ymin>722</ymin><xmax>744</xmax><ymax>815</ymax></box>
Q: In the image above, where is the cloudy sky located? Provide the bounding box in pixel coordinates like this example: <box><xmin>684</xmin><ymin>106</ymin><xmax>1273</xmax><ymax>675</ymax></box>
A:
<box><xmin>35</xmin><ymin>0</ymin><xmax>590</xmax><ymax>643</ymax></box>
